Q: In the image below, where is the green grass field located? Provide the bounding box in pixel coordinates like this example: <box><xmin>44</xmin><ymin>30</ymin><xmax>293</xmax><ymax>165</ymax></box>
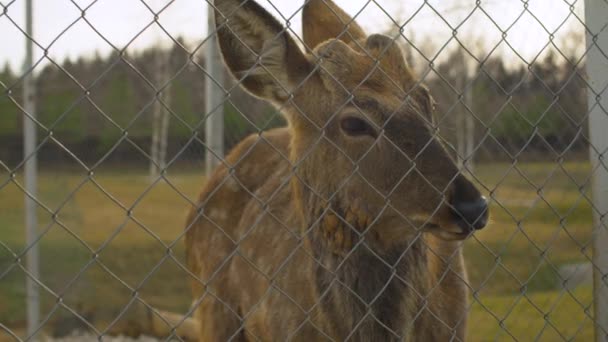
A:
<box><xmin>0</xmin><ymin>161</ymin><xmax>596</xmax><ymax>341</ymax></box>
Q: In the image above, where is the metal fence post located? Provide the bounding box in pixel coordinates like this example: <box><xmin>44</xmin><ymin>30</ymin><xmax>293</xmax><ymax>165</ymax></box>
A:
<box><xmin>23</xmin><ymin>0</ymin><xmax>40</xmax><ymax>339</ymax></box>
<box><xmin>585</xmin><ymin>1</ymin><xmax>608</xmax><ymax>341</ymax></box>
<box><xmin>205</xmin><ymin>1</ymin><xmax>224</xmax><ymax>175</ymax></box>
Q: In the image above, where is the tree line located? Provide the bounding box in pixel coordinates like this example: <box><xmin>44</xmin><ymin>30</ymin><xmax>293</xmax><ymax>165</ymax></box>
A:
<box><xmin>0</xmin><ymin>37</ymin><xmax>588</xmax><ymax>166</ymax></box>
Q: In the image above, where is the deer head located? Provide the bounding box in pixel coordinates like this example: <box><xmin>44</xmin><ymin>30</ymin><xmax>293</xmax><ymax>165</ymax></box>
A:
<box><xmin>213</xmin><ymin>0</ymin><xmax>488</xmax><ymax>244</ymax></box>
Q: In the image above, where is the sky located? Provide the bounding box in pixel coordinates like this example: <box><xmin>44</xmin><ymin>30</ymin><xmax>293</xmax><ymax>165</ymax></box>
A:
<box><xmin>0</xmin><ymin>0</ymin><xmax>586</xmax><ymax>73</ymax></box>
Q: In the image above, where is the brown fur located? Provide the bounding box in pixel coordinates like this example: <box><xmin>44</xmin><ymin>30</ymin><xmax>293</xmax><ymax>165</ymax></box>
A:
<box><xmin>186</xmin><ymin>0</ymin><xmax>487</xmax><ymax>340</ymax></box>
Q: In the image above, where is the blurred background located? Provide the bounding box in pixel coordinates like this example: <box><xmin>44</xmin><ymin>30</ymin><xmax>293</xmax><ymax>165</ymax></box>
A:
<box><xmin>0</xmin><ymin>0</ymin><xmax>605</xmax><ymax>341</ymax></box>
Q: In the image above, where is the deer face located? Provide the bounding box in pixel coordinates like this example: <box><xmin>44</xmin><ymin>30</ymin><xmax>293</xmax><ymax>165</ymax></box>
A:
<box><xmin>214</xmin><ymin>0</ymin><xmax>488</xmax><ymax>242</ymax></box>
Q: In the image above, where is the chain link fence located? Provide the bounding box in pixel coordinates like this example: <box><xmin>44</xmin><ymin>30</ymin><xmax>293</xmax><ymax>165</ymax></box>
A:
<box><xmin>1</xmin><ymin>0</ymin><xmax>607</xmax><ymax>341</ymax></box>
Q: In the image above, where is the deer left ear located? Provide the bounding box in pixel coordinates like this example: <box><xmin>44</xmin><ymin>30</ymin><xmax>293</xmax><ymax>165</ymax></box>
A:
<box><xmin>214</xmin><ymin>0</ymin><xmax>312</xmax><ymax>105</ymax></box>
<box><xmin>302</xmin><ymin>0</ymin><xmax>367</xmax><ymax>51</ymax></box>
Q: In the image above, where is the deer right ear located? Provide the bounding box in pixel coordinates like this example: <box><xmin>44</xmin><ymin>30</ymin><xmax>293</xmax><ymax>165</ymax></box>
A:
<box><xmin>214</xmin><ymin>0</ymin><xmax>312</xmax><ymax>104</ymax></box>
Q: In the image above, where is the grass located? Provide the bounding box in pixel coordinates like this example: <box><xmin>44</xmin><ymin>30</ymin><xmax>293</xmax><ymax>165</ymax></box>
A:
<box><xmin>464</xmin><ymin>160</ymin><xmax>595</xmax><ymax>341</ymax></box>
<box><xmin>0</xmin><ymin>160</ymin><xmax>597</xmax><ymax>340</ymax></box>
<box><xmin>0</xmin><ymin>167</ymin><xmax>205</xmax><ymax>337</ymax></box>
<box><xmin>468</xmin><ymin>285</ymin><xmax>593</xmax><ymax>341</ymax></box>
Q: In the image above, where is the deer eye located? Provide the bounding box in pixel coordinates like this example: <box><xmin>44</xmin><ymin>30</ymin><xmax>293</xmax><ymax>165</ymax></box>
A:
<box><xmin>340</xmin><ymin>117</ymin><xmax>375</xmax><ymax>137</ymax></box>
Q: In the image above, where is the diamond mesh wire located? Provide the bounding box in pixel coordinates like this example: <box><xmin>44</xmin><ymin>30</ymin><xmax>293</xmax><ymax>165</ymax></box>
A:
<box><xmin>0</xmin><ymin>0</ymin><xmax>607</xmax><ymax>341</ymax></box>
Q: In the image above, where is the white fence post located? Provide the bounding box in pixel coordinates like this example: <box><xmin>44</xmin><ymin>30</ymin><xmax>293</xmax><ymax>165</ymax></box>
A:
<box><xmin>205</xmin><ymin>1</ymin><xmax>224</xmax><ymax>175</ymax></box>
<box><xmin>23</xmin><ymin>0</ymin><xmax>40</xmax><ymax>339</ymax></box>
<box><xmin>464</xmin><ymin>82</ymin><xmax>475</xmax><ymax>173</ymax></box>
<box><xmin>585</xmin><ymin>1</ymin><xmax>608</xmax><ymax>341</ymax></box>
<box><xmin>149</xmin><ymin>47</ymin><xmax>171</xmax><ymax>180</ymax></box>
<box><xmin>149</xmin><ymin>47</ymin><xmax>162</xmax><ymax>179</ymax></box>
<box><xmin>149</xmin><ymin>0</ymin><xmax>172</xmax><ymax>180</ymax></box>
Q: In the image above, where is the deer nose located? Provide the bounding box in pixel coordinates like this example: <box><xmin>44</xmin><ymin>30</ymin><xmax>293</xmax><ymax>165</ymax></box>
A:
<box><xmin>450</xmin><ymin>196</ymin><xmax>489</xmax><ymax>231</ymax></box>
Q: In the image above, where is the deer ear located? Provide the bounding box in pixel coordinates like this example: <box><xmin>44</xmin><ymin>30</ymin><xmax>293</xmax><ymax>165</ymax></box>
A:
<box><xmin>302</xmin><ymin>0</ymin><xmax>367</xmax><ymax>51</ymax></box>
<box><xmin>214</xmin><ymin>0</ymin><xmax>312</xmax><ymax>103</ymax></box>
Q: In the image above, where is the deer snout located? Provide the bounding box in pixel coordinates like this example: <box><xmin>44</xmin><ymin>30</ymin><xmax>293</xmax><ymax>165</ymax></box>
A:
<box><xmin>449</xmin><ymin>176</ymin><xmax>489</xmax><ymax>232</ymax></box>
<box><xmin>450</xmin><ymin>196</ymin><xmax>489</xmax><ymax>231</ymax></box>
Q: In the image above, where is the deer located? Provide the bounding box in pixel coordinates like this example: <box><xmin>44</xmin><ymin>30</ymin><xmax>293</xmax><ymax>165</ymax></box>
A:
<box><xmin>185</xmin><ymin>0</ymin><xmax>489</xmax><ymax>340</ymax></box>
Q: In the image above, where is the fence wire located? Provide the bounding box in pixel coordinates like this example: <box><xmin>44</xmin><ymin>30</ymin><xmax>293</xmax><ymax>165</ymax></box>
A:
<box><xmin>1</xmin><ymin>0</ymin><xmax>607</xmax><ymax>341</ymax></box>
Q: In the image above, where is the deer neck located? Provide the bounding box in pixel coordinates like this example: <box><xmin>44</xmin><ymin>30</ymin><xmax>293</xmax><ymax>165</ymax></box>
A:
<box><xmin>292</xmin><ymin>184</ymin><xmax>430</xmax><ymax>339</ymax></box>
